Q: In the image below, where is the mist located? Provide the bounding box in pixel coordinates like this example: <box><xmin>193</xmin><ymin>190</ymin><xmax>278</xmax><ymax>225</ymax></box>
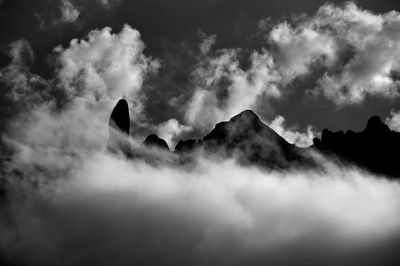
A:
<box><xmin>1</xmin><ymin>148</ymin><xmax>400</xmax><ymax>266</ymax></box>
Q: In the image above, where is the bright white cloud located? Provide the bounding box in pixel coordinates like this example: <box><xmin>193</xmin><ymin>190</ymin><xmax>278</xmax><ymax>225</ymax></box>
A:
<box><xmin>267</xmin><ymin>2</ymin><xmax>400</xmax><ymax>105</ymax></box>
<box><xmin>55</xmin><ymin>24</ymin><xmax>159</xmax><ymax>116</ymax></box>
<box><xmin>269</xmin><ymin>22</ymin><xmax>336</xmax><ymax>84</ymax></box>
<box><xmin>157</xmin><ymin>118</ymin><xmax>192</xmax><ymax>150</ymax></box>
<box><xmin>267</xmin><ymin>115</ymin><xmax>318</xmax><ymax>147</ymax></box>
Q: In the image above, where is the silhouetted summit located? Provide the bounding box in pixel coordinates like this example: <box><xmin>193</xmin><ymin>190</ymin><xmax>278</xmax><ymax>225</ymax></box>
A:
<box><xmin>176</xmin><ymin>110</ymin><xmax>311</xmax><ymax>169</ymax></box>
<box><xmin>313</xmin><ymin>115</ymin><xmax>400</xmax><ymax>178</ymax></box>
<box><xmin>144</xmin><ymin>134</ymin><xmax>169</xmax><ymax>151</ymax></box>
<box><xmin>107</xmin><ymin>99</ymin><xmax>131</xmax><ymax>155</ymax></box>
<box><xmin>110</xmin><ymin>99</ymin><xmax>130</xmax><ymax>135</ymax></box>
<box><xmin>364</xmin><ymin>115</ymin><xmax>391</xmax><ymax>134</ymax></box>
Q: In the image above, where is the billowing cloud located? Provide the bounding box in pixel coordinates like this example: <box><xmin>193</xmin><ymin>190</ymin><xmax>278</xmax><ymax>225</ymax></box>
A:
<box><xmin>269</xmin><ymin>21</ymin><xmax>336</xmax><ymax>84</ymax></box>
<box><xmin>185</xmin><ymin>41</ymin><xmax>282</xmax><ymax>131</ymax></box>
<box><xmin>1</xmin><ymin>25</ymin><xmax>158</xmax><ymax>163</ymax></box>
<box><xmin>54</xmin><ymin>24</ymin><xmax>159</xmax><ymax>116</ymax></box>
<box><xmin>267</xmin><ymin>2</ymin><xmax>400</xmax><ymax>105</ymax></box>
<box><xmin>267</xmin><ymin>115</ymin><xmax>318</xmax><ymax>147</ymax></box>
<box><xmin>386</xmin><ymin>110</ymin><xmax>400</xmax><ymax>132</ymax></box>
<box><xmin>157</xmin><ymin>118</ymin><xmax>192</xmax><ymax>149</ymax></box>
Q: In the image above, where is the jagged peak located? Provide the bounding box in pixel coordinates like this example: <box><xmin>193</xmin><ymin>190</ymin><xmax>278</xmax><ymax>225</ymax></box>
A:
<box><xmin>364</xmin><ymin>115</ymin><xmax>390</xmax><ymax>133</ymax></box>
<box><xmin>110</xmin><ymin>98</ymin><xmax>130</xmax><ymax>135</ymax></box>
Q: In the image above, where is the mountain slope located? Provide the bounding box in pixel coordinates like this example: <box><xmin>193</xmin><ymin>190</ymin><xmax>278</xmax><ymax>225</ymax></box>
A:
<box><xmin>312</xmin><ymin>116</ymin><xmax>400</xmax><ymax>178</ymax></box>
<box><xmin>176</xmin><ymin>110</ymin><xmax>311</xmax><ymax>169</ymax></box>
<box><xmin>106</xmin><ymin>99</ymin><xmax>400</xmax><ymax>178</ymax></box>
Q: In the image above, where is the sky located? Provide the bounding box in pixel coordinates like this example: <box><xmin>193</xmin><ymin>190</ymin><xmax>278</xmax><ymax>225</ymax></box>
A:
<box><xmin>1</xmin><ymin>0</ymin><xmax>400</xmax><ymax>148</ymax></box>
<box><xmin>2</xmin><ymin>1</ymin><xmax>400</xmax><ymax>265</ymax></box>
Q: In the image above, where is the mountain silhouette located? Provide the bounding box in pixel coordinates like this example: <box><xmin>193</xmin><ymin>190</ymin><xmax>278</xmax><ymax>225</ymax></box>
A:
<box><xmin>313</xmin><ymin>115</ymin><xmax>400</xmax><ymax>178</ymax></box>
<box><xmin>144</xmin><ymin>134</ymin><xmax>170</xmax><ymax>151</ymax></box>
<box><xmin>107</xmin><ymin>99</ymin><xmax>131</xmax><ymax>155</ymax></box>
<box><xmin>107</xmin><ymin>99</ymin><xmax>400</xmax><ymax>178</ymax></box>
<box><xmin>175</xmin><ymin>110</ymin><xmax>312</xmax><ymax>169</ymax></box>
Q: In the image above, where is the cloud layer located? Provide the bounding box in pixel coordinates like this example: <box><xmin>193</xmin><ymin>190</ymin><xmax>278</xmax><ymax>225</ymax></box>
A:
<box><xmin>2</xmin><ymin>152</ymin><xmax>400</xmax><ymax>266</ymax></box>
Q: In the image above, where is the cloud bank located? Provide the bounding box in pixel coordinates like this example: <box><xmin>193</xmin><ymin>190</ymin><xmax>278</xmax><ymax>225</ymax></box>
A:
<box><xmin>55</xmin><ymin>24</ymin><xmax>159</xmax><ymax>116</ymax></box>
<box><xmin>2</xmin><ymin>151</ymin><xmax>400</xmax><ymax>266</ymax></box>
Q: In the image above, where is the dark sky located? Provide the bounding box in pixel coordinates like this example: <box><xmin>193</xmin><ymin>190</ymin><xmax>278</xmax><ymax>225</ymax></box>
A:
<box><xmin>1</xmin><ymin>0</ymin><xmax>400</xmax><ymax>140</ymax></box>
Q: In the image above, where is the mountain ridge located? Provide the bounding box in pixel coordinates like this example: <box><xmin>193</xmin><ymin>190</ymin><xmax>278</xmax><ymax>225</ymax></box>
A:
<box><xmin>108</xmin><ymin>99</ymin><xmax>400</xmax><ymax>178</ymax></box>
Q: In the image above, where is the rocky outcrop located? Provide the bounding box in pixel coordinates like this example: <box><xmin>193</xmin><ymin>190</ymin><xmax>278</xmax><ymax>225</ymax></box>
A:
<box><xmin>107</xmin><ymin>99</ymin><xmax>131</xmax><ymax>155</ymax></box>
<box><xmin>143</xmin><ymin>134</ymin><xmax>170</xmax><ymax>151</ymax></box>
<box><xmin>175</xmin><ymin>110</ymin><xmax>311</xmax><ymax>169</ymax></box>
<box><xmin>313</xmin><ymin>115</ymin><xmax>400</xmax><ymax>178</ymax></box>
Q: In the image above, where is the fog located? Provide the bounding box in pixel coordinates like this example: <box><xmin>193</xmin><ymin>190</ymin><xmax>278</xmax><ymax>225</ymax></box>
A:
<box><xmin>1</xmin><ymin>149</ymin><xmax>400</xmax><ymax>266</ymax></box>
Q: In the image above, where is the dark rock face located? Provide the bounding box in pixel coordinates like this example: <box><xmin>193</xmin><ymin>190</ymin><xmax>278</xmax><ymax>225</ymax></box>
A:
<box><xmin>313</xmin><ymin>115</ymin><xmax>400</xmax><ymax>178</ymax></box>
<box><xmin>144</xmin><ymin>134</ymin><xmax>170</xmax><ymax>151</ymax></box>
<box><xmin>107</xmin><ymin>99</ymin><xmax>131</xmax><ymax>155</ymax></box>
<box><xmin>175</xmin><ymin>139</ymin><xmax>201</xmax><ymax>153</ymax></box>
<box><xmin>175</xmin><ymin>110</ymin><xmax>311</xmax><ymax>169</ymax></box>
<box><xmin>104</xmin><ymin>101</ymin><xmax>400</xmax><ymax>178</ymax></box>
<box><xmin>109</xmin><ymin>99</ymin><xmax>130</xmax><ymax>135</ymax></box>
